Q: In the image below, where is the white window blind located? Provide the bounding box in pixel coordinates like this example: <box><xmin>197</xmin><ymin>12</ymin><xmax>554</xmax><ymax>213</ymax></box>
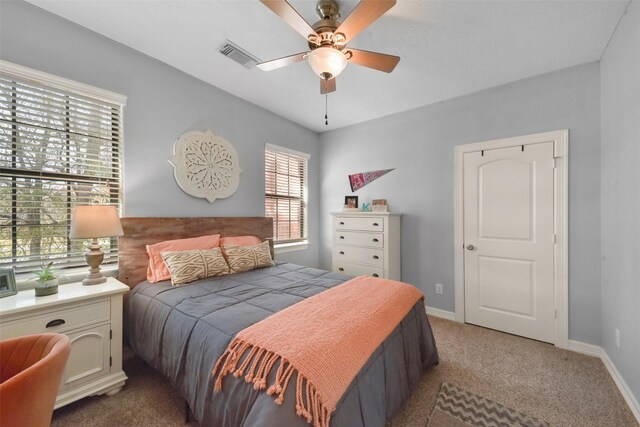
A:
<box><xmin>265</xmin><ymin>144</ymin><xmax>309</xmax><ymax>244</ymax></box>
<box><xmin>0</xmin><ymin>63</ymin><xmax>125</xmax><ymax>274</ymax></box>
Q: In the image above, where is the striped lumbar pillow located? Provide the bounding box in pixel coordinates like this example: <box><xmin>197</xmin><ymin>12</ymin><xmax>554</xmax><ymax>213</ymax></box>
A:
<box><xmin>161</xmin><ymin>248</ymin><xmax>229</xmax><ymax>285</ymax></box>
<box><xmin>223</xmin><ymin>241</ymin><xmax>274</xmax><ymax>274</ymax></box>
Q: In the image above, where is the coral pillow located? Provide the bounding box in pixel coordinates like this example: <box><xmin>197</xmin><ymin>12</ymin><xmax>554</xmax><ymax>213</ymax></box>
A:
<box><xmin>146</xmin><ymin>234</ymin><xmax>220</xmax><ymax>283</ymax></box>
<box><xmin>220</xmin><ymin>235</ymin><xmax>262</xmax><ymax>247</ymax></box>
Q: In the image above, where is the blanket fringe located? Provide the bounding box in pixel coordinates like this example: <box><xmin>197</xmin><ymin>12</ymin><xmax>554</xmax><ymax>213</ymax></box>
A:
<box><xmin>212</xmin><ymin>339</ymin><xmax>332</xmax><ymax>427</ymax></box>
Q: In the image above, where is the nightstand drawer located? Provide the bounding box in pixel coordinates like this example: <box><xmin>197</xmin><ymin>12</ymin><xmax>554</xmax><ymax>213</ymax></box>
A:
<box><xmin>0</xmin><ymin>301</ymin><xmax>110</xmax><ymax>339</ymax></box>
<box><xmin>335</xmin><ymin>245</ymin><xmax>384</xmax><ymax>266</ymax></box>
<box><xmin>335</xmin><ymin>231</ymin><xmax>384</xmax><ymax>248</ymax></box>
<box><xmin>335</xmin><ymin>261</ymin><xmax>384</xmax><ymax>278</ymax></box>
<box><xmin>335</xmin><ymin>217</ymin><xmax>384</xmax><ymax>231</ymax></box>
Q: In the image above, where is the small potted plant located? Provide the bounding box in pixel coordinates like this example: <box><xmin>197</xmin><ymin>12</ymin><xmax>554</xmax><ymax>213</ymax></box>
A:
<box><xmin>34</xmin><ymin>262</ymin><xmax>59</xmax><ymax>296</ymax></box>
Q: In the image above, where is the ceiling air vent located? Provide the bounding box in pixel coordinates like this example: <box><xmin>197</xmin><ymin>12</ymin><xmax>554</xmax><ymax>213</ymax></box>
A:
<box><xmin>219</xmin><ymin>40</ymin><xmax>260</xmax><ymax>69</ymax></box>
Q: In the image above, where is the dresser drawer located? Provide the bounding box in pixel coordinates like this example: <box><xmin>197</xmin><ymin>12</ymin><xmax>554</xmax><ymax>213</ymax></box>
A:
<box><xmin>335</xmin><ymin>245</ymin><xmax>384</xmax><ymax>266</ymax></box>
<box><xmin>335</xmin><ymin>231</ymin><xmax>384</xmax><ymax>248</ymax></box>
<box><xmin>0</xmin><ymin>301</ymin><xmax>111</xmax><ymax>339</ymax></box>
<box><xmin>335</xmin><ymin>216</ymin><xmax>384</xmax><ymax>231</ymax></box>
<box><xmin>335</xmin><ymin>261</ymin><xmax>384</xmax><ymax>278</ymax></box>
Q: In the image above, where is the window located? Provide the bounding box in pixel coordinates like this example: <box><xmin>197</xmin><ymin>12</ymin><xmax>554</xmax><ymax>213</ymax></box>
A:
<box><xmin>0</xmin><ymin>62</ymin><xmax>126</xmax><ymax>274</ymax></box>
<box><xmin>264</xmin><ymin>144</ymin><xmax>309</xmax><ymax>244</ymax></box>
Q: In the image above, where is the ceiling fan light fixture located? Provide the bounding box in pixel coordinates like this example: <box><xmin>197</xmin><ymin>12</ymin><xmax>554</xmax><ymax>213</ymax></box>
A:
<box><xmin>307</xmin><ymin>47</ymin><xmax>347</xmax><ymax>80</ymax></box>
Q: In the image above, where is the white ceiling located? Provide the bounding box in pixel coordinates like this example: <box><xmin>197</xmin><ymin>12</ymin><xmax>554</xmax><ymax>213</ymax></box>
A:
<box><xmin>25</xmin><ymin>0</ymin><xmax>627</xmax><ymax>132</ymax></box>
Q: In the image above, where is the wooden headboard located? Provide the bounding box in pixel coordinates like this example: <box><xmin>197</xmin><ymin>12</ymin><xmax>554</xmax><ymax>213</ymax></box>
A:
<box><xmin>117</xmin><ymin>217</ymin><xmax>274</xmax><ymax>288</ymax></box>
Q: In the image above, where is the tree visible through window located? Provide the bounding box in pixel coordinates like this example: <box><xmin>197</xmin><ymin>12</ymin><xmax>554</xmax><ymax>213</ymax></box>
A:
<box><xmin>0</xmin><ymin>65</ymin><xmax>124</xmax><ymax>273</ymax></box>
<box><xmin>265</xmin><ymin>144</ymin><xmax>309</xmax><ymax>244</ymax></box>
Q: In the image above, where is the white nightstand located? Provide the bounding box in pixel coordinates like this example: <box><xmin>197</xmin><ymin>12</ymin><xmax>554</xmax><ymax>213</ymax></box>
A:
<box><xmin>0</xmin><ymin>277</ymin><xmax>129</xmax><ymax>409</ymax></box>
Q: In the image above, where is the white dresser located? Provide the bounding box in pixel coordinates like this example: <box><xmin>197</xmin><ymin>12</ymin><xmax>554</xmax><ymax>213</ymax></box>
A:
<box><xmin>331</xmin><ymin>212</ymin><xmax>401</xmax><ymax>280</ymax></box>
<box><xmin>0</xmin><ymin>278</ymin><xmax>129</xmax><ymax>409</ymax></box>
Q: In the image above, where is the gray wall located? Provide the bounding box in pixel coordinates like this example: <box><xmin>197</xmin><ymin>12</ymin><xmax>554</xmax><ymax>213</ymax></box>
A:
<box><xmin>0</xmin><ymin>0</ymin><xmax>321</xmax><ymax>267</ymax></box>
<box><xmin>319</xmin><ymin>62</ymin><xmax>602</xmax><ymax>344</ymax></box>
<box><xmin>600</xmin><ymin>0</ymin><xmax>640</xmax><ymax>402</ymax></box>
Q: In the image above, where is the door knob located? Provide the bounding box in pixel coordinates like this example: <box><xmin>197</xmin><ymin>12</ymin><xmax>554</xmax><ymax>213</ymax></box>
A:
<box><xmin>466</xmin><ymin>244</ymin><xmax>476</xmax><ymax>250</ymax></box>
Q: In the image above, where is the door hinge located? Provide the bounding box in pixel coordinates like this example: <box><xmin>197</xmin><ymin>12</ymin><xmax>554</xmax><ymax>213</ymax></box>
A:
<box><xmin>109</xmin><ymin>356</ymin><xmax>112</xmax><ymax>367</ymax></box>
<box><xmin>110</xmin><ymin>329</ymin><xmax>112</xmax><ymax>340</ymax></box>
<box><xmin>554</xmin><ymin>309</ymin><xmax>558</xmax><ymax>319</ymax></box>
<box><xmin>553</xmin><ymin>234</ymin><xmax>557</xmax><ymax>244</ymax></box>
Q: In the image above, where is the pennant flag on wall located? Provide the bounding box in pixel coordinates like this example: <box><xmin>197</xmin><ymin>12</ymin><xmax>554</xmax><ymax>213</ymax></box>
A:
<box><xmin>349</xmin><ymin>168</ymin><xmax>395</xmax><ymax>192</ymax></box>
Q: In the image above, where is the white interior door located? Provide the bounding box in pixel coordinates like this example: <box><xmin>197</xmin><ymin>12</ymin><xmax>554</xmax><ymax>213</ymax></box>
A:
<box><xmin>463</xmin><ymin>142</ymin><xmax>555</xmax><ymax>343</ymax></box>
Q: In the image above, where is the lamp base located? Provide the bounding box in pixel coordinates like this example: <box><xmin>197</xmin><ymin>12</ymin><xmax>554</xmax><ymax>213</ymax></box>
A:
<box><xmin>83</xmin><ymin>238</ymin><xmax>107</xmax><ymax>286</ymax></box>
<box><xmin>82</xmin><ymin>275</ymin><xmax>107</xmax><ymax>286</ymax></box>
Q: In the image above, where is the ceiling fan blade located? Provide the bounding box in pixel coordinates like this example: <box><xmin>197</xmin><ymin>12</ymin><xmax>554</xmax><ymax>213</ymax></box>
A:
<box><xmin>260</xmin><ymin>0</ymin><xmax>318</xmax><ymax>40</ymax></box>
<box><xmin>320</xmin><ymin>77</ymin><xmax>336</xmax><ymax>94</ymax></box>
<box><xmin>257</xmin><ymin>52</ymin><xmax>308</xmax><ymax>71</ymax></box>
<box><xmin>347</xmin><ymin>48</ymin><xmax>400</xmax><ymax>73</ymax></box>
<box><xmin>335</xmin><ymin>0</ymin><xmax>396</xmax><ymax>43</ymax></box>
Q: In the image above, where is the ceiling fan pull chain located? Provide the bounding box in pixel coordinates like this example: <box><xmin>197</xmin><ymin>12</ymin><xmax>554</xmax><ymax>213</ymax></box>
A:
<box><xmin>325</xmin><ymin>94</ymin><xmax>329</xmax><ymax>126</ymax></box>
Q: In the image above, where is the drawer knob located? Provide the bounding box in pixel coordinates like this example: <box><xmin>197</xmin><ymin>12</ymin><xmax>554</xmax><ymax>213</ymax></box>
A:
<box><xmin>339</xmin><ymin>251</ymin><xmax>344</xmax><ymax>255</ymax></box>
<box><xmin>372</xmin><ymin>255</ymin><xmax>379</xmax><ymax>259</ymax></box>
<box><xmin>372</xmin><ymin>222</ymin><xmax>379</xmax><ymax>226</ymax></box>
<box><xmin>372</xmin><ymin>273</ymin><xmax>379</xmax><ymax>278</ymax></box>
<box><xmin>339</xmin><ymin>236</ymin><xmax>345</xmax><ymax>239</ymax></box>
<box><xmin>46</xmin><ymin>319</ymin><xmax>66</xmax><ymax>328</ymax></box>
<box><xmin>339</xmin><ymin>221</ymin><xmax>345</xmax><ymax>225</ymax></box>
<box><xmin>372</xmin><ymin>238</ymin><xmax>379</xmax><ymax>242</ymax></box>
<box><xmin>338</xmin><ymin>267</ymin><xmax>344</xmax><ymax>272</ymax></box>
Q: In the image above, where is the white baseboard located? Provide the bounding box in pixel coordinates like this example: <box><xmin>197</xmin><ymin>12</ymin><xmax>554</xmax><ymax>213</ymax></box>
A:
<box><xmin>566</xmin><ymin>341</ymin><xmax>639</xmax><ymax>424</ymax></box>
<box><xmin>600</xmin><ymin>349</ymin><xmax>640</xmax><ymax>424</ymax></box>
<box><xmin>567</xmin><ymin>340</ymin><xmax>601</xmax><ymax>357</ymax></box>
<box><xmin>424</xmin><ymin>305</ymin><xmax>456</xmax><ymax>321</ymax></box>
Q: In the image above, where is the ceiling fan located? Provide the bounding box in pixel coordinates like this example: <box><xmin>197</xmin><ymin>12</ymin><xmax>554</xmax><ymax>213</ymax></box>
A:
<box><xmin>257</xmin><ymin>0</ymin><xmax>400</xmax><ymax>94</ymax></box>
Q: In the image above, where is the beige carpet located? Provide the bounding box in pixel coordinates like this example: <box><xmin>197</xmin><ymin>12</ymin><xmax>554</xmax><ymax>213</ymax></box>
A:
<box><xmin>52</xmin><ymin>316</ymin><xmax>638</xmax><ymax>427</ymax></box>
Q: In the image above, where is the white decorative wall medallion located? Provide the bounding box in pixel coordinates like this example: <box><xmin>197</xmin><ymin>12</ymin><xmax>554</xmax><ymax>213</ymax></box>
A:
<box><xmin>169</xmin><ymin>129</ymin><xmax>242</xmax><ymax>203</ymax></box>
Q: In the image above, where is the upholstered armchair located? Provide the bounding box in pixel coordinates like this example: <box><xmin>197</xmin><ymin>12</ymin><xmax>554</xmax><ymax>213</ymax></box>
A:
<box><xmin>0</xmin><ymin>333</ymin><xmax>71</xmax><ymax>427</ymax></box>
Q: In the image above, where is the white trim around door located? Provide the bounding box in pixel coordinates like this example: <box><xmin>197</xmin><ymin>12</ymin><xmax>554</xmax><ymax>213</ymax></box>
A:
<box><xmin>454</xmin><ymin>130</ymin><xmax>569</xmax><ymax>349</ymax></box>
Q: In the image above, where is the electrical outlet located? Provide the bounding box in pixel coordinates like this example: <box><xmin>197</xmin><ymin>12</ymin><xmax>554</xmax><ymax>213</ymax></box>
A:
<box><xmin>615</xmin><ymin>328</ymin><xmax>620</xmax><ymax>348</ymax></box>
<box><xmin>435</xmin><ymin>283</ymin><xmax>444</xmax><ymax>295</ymax></box>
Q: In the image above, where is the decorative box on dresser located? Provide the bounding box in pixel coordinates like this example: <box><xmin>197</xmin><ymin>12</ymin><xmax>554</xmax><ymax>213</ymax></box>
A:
<box><xmin>331</xmin><ymin>212</ymin><xmax>401</xmax><ymax>280</ymax></box>
<box><xmin>0</xmin><ymin>277</ymin><xmax>129</xmax><ymax>408</ymax></box>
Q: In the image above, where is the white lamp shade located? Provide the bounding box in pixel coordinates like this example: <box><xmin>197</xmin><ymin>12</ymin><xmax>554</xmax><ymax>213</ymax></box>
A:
<box><xmin>69</xmin><ymin>205</ymin><xmax>124</xmax><ymax>239</ymax></box>
<box><xmin>307</xmin><ymin>47</ymin><xmax>348</xmax><ymax>79</ymax></box>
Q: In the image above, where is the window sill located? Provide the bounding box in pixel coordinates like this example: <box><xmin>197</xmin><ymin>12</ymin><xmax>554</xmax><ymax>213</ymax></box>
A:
<box><xmin>274</xmin><ymin>241</ymin><xmax>310</xmax><ymax>255</ymax></box>
<box><xmin>15</xmin><ymin>265</ymin><xmax>119</xmax><ymax>291</ymax></box>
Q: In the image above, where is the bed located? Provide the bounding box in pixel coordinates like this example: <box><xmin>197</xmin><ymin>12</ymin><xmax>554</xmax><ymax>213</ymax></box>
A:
<box><xmin>120</xmin><ymin>217</ymin><xmax>439</xmax><ymax>427</ymax></box>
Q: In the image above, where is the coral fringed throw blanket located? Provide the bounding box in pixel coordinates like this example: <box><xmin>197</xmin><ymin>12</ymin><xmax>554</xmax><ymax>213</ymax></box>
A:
<box><xmin>212</xmin><ymin>276</ymin><xmax>424</xmax><ymax>427</ymax></box>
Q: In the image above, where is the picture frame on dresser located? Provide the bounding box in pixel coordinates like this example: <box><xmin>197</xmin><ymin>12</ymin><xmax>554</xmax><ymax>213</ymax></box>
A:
<box><xmin>345</xmin><ymin>195</ymin><xmax>359</xmax><ymax>208</ymax></box>
<box><xmin>372</xmin><ymin>199</ymin><xmax>388</xmax><ymax>212</ymax></box>
<box><xmin>0</xmin><ymin>268</ymin><xmax>17</xmax><ymax>298</ymax></box>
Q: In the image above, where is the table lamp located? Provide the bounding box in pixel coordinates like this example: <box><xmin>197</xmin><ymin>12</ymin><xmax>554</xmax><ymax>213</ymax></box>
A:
<box><xmin>69</xmin><ymin>205</ymin><xmax>124</xmax><ymax>286</ymax></box>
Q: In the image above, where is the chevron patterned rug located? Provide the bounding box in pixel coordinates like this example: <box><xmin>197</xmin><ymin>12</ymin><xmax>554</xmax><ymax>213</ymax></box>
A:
<box><xmin>427</xmin><ymin>383</ymin><xmax>550</xmax><ymax>427</ymax></box>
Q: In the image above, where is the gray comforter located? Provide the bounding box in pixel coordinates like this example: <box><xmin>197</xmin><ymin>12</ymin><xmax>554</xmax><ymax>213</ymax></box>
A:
<box><xmin>126</xmin><ymin>262</ymin><xmax>439</xmax><ymax>427</ymax></box>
